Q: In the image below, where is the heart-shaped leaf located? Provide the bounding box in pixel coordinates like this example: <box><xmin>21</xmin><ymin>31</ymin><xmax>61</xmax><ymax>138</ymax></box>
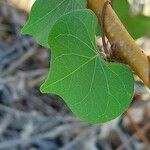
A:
<box><xmin>114</xmin><ymin>0</ymin><xmax>150</xmax><ymax>39</ymax></box>
<box><xmin>40</xmin><ymin>10</ymin><xmax>134</xmax><ymax>123</ymax></box>
<box><xmin>21</xmin><ymin>0</ymin><xmax>86</xmax><ymax>47</ymax></box>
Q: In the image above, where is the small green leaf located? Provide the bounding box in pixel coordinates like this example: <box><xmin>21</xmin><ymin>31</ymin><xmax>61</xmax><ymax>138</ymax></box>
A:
<box><xmin>114</xmin><ymin>0</ymin><xmax>150</xmax><ymax>39</ymax></box>
<box><xmin>40</xmin><ymin>10</ymin><xmax>134</xmax><ymax>123</ymax></box>
<box><xmin>21</xmin><ymin>0</ymin><xmax>86</xmax><ymax>47</ymax></box>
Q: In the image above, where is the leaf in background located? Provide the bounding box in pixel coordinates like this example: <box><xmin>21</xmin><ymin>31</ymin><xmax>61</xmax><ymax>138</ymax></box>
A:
<box><xmin>40</xmin><ymin>10</ymin><xmax>134</xmax><ymax>123</ymax></box>
<box><xmin>21</xmin><ymin>0</ymin><xmax>86</xmax><ymax>47</ymax></box>
<box><xmin>114</xmin><ymin>0</ymin><xmax>150</xmax><ymax>39</ymax></box>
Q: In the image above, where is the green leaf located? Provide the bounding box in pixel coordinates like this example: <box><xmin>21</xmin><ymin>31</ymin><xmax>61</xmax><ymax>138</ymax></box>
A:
<box><xmin>40</xmin><ymin>10</ymin><xmax>134</xmax><ymax>123</ymax></box>
<box><xmin>21</xmin><ymin>0</ymin><xmax>86</xmax><ymax>47</ymax></box>
<box><xmin>114</xmin><ymin>0</ymin><xmax>150</xmax><ymax>39</ymax></box>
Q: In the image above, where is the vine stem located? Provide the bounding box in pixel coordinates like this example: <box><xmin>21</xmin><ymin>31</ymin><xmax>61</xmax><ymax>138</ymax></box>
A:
<box><xmin>100</xmin><ymin>0</ymin><xmax>110</xmax><ymax>55</ymax></box>
<box><xmin>87</xmin><ymin>0</ymin><xmax>150</xmax><ymax>89</ymax></box>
